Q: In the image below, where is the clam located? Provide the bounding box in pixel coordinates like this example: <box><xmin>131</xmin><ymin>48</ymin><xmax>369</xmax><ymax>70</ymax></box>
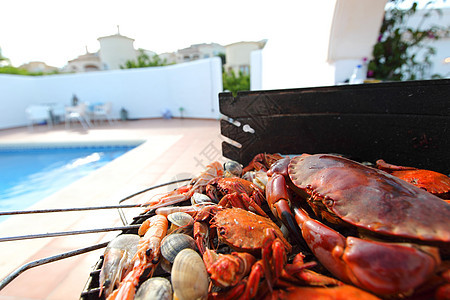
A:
<box><xmin>224</xmin><ymin>160</ymin><xmax>243</xmax><ymax>178</ymax></box>
<box><xmin>167</xmin><ymin>212</ymin><xmax>194</xmax><ymax>234</ymax></box>
<box><xmin>161</xmin><ymin>233</ymin><xmax>197</xmax><ymax>263</ymax></box>
<box><xmin>171</xmin><ymin>248</ymin><xmax>209</xmax><ymax>300</ymax></box>
<box><xmin>191</xmin><ymin>192</ymin><xmax>213</xmax><ymax>205</ymax></box>
<box><xmin>160</xmin><ymin>256</ymin><xmax>172</xmax><ymax>273</ymax></box>
<box><xmin>134</xmin><ymin>277</ymin><xmax>172</xmax><ymax>300</ymax></box>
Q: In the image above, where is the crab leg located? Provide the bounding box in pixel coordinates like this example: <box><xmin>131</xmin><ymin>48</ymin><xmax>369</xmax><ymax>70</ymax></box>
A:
<box><xmin>293</xmin><ymin>206</ymin><xmax>441</xmax><ymax>296</ymax></box>
<box><xmin>266</xmin><ymin>170</ymin><xmax>306</xmax><ymax>248</ymax></box>
<box><xmin>218</xmin><ymin>192</ymin><xmax>268</xmax><ymax>217</ymax></box>
<box><xmin>203</xmin><ymin>249</ymin><xmax>256</xmax><ymax>288</ymax></box>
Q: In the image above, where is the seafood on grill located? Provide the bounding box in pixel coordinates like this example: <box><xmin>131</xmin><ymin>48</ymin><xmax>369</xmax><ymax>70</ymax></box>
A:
<box><xmin>160</xmin><ymin>233</ymin><xmax>197</xmax><ymax>263</ymax></box>
<box><xmin>99</xmin><ymin>234</ymin><xmax>140</xmax><ymax>298</ymax></box>
<box><xmin>166</xmin><ymin>212</ymin><xmax>194</xmax><ymax>234</ymax></box>
<box><xmin>196</xmin><ymin>206</ymin><xmax>291</xmax><ymax>254</ymax></box>
<box><xmin>171</xmin><ymin>248</ymin><xmax>209</xmax><ymax>300</ymax></box>
<box><xmin>265</xmin><ymin>153</ymin><xmax>450</xmax><ymax>297</ymax></box>
<box><xmin>265</xmin><ymin>285</ymin><xmax>381</xmax><ymax>300</ymax></box>
<box><xmin>376</xmin><ymin>159</ymin><xmax>450</xmax><ymax>199</ymax></box>
<box><xmin>190</xmin><ymin>192</ymin><xmax>214</xmax><ymax>205</ymax></box>
<box><xmin>242</xmin><ymin>169</ymin><xmax>268</xmax><ymax>192</ymax></box>
<box><xmin>107</xmin><ymin>214</ymin><xmax>168</xmax><ymax>300</ymax></box>
<box><xmin>242</xmin><ymin>152</ymin><xmax>284</xmax><ymax>173</ymax></box>
<box><xmin>134</xmin><ymin>277</ymin><xmax>172</xmax><ymax>300</ymax></box>
<box><xmin>223</xmin><ymin>160</ymin><xmax>243</xmax><ymax>178</ymax></box>
<box><xmin>96</xmin><ymin>154</ymin><xmax>450</xmax><ymax>300</ymax></box>
<box><xmin>155</xmin><ymin>202</ymin><xmax>215</xmax><ymax>217</ymax></box>
<box><xmin>142</xmin><ymin>161</ymin><xmax>223</xmax><ymax>210</ymax></box>
<box><xmin>206</xmin><ymin>177</ymin><xmax>268</xmax><ymax>217</ymax></box>
<box><xmin>195</xmin><ymin>206</ymin><xmax>296</xmax><ymax>298</ymax></box>
<box><xmin>203</xmin><ymin>248</ymin><xmax>256</xmax><ymax>288</ymax></box>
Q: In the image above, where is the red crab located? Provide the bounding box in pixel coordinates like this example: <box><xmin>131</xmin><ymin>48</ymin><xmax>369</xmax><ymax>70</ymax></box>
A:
<box><xmin>206</xmin><ymin>177</ymin><xmax>268</xmax><ymax>217</ymax></box>
<box><xmin>376</xmin><ymin>159</ymin><xmax>450</xmax><ymax>199</ymax></box>
<box><xmin>265</xmin><ymin>153</ymin><xmax>450</xmax><ymax>297</ymax></box>
<box><xmin>242</xmin><ymin>152</ymin><xmax>284</xmax><ymax>173</ymax></box>
<box><xmin>194</xmin><ymin>206</ymin><xmax>293</xmax><ymax>299</ymax></box>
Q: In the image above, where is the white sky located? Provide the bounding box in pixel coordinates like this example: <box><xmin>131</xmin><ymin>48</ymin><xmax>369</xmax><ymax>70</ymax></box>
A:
<box><xmin>1</xmin><ymin>0</ymin><xmax>448</xmax><ymax>69</ymax></box>
<box><xmin>0</xmin><ymin>0</ymin><xmax>337</xmax><ymax>68</ymax></box>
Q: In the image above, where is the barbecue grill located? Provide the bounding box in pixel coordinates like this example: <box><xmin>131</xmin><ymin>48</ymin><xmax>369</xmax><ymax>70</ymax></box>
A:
<box><xmin>0</xmin><ymin>79</ymin><xmax>448</xmax><ymax>299</ymax></box>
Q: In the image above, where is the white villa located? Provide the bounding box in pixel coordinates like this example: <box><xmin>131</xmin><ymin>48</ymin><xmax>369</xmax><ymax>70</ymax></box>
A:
<box><xmin>224</xmin><ymin>40</ymin><xmax>267</xmax><ymax>75</ymax></box>
<box><xmin>62</xmin><ymin>32</ymin><xmax>263</xmax><ymax>75</ymax></box>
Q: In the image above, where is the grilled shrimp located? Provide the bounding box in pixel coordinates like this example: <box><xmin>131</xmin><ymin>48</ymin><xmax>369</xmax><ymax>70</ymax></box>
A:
<box><xmin>107</xmin><ymin>215</ymin><xmax>168</xmax><ymax>300</ymax></box>
<box><xmin>143</xmin><ymin>161</ymin><xmax>223</xmax><ymax>210</ymax></box>
<box><xmin>99</xmin><ymin>234</ymin><xmax>140</xmax><ymax>298</ymax></box>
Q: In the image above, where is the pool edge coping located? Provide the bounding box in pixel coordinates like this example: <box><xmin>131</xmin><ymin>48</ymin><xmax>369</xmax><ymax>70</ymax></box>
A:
<box><xmin>0</xmin><ymin>139</ymin><xmax>147</xmax><ymax>150</ymax></box>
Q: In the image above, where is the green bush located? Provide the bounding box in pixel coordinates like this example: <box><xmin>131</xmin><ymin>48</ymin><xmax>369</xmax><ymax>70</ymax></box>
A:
<box><xmin>222</xmin><ymin>70</ymin><xmax>250</xmax><ymax>96</ymax></box>
<box><xmin>0</xmin><ymin>66</ymin><xmax>47</xmax><ymax>76</ymax></box>
<box><xmin>121</xmin><ymin>49</ymin><xmax>171</xmax><ymax>69</ymax></box>
<box><xmin>368</xmin><ymin>0</ymin><xmax>449</xmax><ymax>81</ymax></box>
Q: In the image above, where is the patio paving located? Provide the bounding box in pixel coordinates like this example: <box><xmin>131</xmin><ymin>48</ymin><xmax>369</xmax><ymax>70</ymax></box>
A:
<box><xmin>0</xmin><ymin>118</ymin><xmax>225</xmax><ymax>300</ymax></box>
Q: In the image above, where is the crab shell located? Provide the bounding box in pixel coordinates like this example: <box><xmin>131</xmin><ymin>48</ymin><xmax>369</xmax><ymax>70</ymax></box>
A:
<box><xmin>211</xmin><ymin>207</ymin><xmax>292</xmax><ymax>254</ymax></box>
<box><xmin>288</xmin><ymin>154</ymin><xmax>450</xmax><ymax>243</ymax></box>
<box><xmin>376</xmin><ymin>159</ymin><xmax>450</xmax><ymax>199</ymax></box>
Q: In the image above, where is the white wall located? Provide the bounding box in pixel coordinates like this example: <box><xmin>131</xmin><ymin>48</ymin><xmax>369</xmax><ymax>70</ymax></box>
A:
<box><xmin>258</xmin><ymin>2</ymin><xmax>337</xmax><ymax>90</ymax></box>
<box><xmin>0</xmin><ymin>57</ymin><xmax>223</xmax><ymax>129</ymax></box>
<box><xmin>0</xmin><ymin>75</ymin><xmax>39</xmax><ymax>129</ymax></box>
<box><xmin>250</xmin><ymin>49</ymin><xmax>263</xmax><ymax>90</ymax></box>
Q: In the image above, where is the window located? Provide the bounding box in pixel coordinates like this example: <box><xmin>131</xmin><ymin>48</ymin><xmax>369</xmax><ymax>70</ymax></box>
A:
<box><xmin>239</xmin><ymin>65</ymin><xmax>249</xmax><ymax>74</ymax></box>
<box><xmin>84</xmin><ymin>64</ymin><xmax>100</xmax><ymax>72</ymax></box>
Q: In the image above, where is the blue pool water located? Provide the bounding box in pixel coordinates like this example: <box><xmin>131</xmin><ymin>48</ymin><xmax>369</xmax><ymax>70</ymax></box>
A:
<box><xmin>0</xmin><ymin>145</ymin><xmax>138</xmax><ymax>219</ymax></box>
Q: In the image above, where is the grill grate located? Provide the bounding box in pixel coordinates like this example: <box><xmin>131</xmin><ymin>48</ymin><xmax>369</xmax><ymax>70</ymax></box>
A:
<box><xmin>0</xmin><ymin>179</ymin><xmax>190</xmax><ymax>295</ymax></box>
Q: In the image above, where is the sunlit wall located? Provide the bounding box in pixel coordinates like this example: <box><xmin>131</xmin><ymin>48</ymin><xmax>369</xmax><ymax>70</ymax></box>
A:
<box><xmin>0</xmin><ymin>57</ymin><xmax>223</xmax><ymax>129</ymax></box>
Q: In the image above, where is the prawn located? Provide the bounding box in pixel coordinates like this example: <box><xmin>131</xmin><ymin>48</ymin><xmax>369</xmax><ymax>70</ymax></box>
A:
<box><xmin>142</xmin><ymin>161</ymin><xmax>223</xmax><ymax>211</ymax></box>
<box><xmin>107</xmin><ymin>214</ymin><xmax>168</xmax><ymax>300</ymax></box>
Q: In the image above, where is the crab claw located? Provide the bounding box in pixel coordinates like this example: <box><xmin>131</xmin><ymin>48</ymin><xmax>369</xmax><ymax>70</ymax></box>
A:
<box><xmin>266</xmin><ymin>172</ymin><xmax>305</xmax><ymax>248</ymax></box>
<box><xmin>293</xmin><ymin>207</ymin><xmax>441</xmax><ymax>296</ymax></box>
<box><xmin>193</xmin><ymin>221</ymin><xmax>209</xmax><ymax>255</ymax></box>
<box><xmin>203</xmin><ymin>249</ymin><xmax>256</xmax><ymax>288</ymax></box>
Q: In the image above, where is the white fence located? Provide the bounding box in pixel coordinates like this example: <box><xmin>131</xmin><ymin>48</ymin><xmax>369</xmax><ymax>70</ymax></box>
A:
<box><xmin>0</xmin><ymin>57</ymin><xmax>223</xmax><ymax>129</ymax></box>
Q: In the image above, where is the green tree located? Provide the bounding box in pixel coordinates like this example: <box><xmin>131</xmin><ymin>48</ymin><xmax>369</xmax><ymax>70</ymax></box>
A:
<box><xmin>217</xmin><ymin>52</ymin><xmax>226</xmax><ymax>68</ymax></box>
<box><xmin>0</xmin><ymin>48</ymin><xmax>59</xmax><ymax>76</ymax></box>
<box><xmin>368</xmin><ymin>0</ymin><xmax>449</xmax><ymax>81</ymax></box>
<box><xmin>121</xmin><ymin>49</ymin><xmax>170</xmax><ymax>69</ymax></box>
<box><xmin>223</xmin><ymin>70</ymin><xmax>250</xmax><ymax>96</ymax></box>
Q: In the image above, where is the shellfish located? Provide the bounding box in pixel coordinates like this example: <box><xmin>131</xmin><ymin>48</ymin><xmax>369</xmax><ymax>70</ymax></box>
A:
<box><xmin>99</xmin><ymin>234</ymin><xmax>140</xmax><ymax>297</ymax></box>
<box><xmin>161</xmin><ymin>233</ymin><xmax>197</xmax><ymax>263</ymax></box>
<box><xmin>167</xmin><ymin>212</ymin><xmax>194</xmax><ymax>234</ymax></box>
<box><xmin>134</xmin><ymin>277</ymin><xmax>172</xmax><ymax>300</ymax></box>
<box><xmin>171</xmin><ymin>248</ymin><xmax>209</xmax><ymax>300</ymax></box>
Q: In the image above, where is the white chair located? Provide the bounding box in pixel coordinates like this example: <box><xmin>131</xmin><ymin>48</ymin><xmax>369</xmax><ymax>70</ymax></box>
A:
<box><xmin>91</xmin><ymin>102</ymin><xmax>114</xmax><ymax>125</ymax></box>
<box><xmin>65</xmin><ymin>102</ymin><xmax>92</xmax><ymax>129</ymax></box>
<box><xmin>25</xmin><ymin>105</ymin><xmax>52</xmax><ymax>130</ymax></box>
<box><xmin>50</xmin><ymin>103</ymin><xmax>66</xmax><ymax>124</ymax></box>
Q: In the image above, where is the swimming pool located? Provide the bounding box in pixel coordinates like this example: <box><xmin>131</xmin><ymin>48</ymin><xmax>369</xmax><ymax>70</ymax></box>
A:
<box><xmin>0</xmin><ymin>143</ymin><xmax>141</xmax><ymax>220</ymax></box>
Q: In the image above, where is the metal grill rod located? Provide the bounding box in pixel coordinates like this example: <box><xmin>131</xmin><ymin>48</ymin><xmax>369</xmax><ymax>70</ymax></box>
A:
<box><xmin>0</xmin><ymin>224</ymin><xmax>141</xmax><ymax>242</ymax></box>
<box><xmin>0</xmin><ymin>204</ymin><xmax>143</xmax><ymax>216</ymax></box>
<box><xmin>0</xmin><ymin>178</ymin><xmax>191</xmax><ymax>217</ymax></box>
<box><xmin>0</xmin><ymin>241</ymin><xmax>109</xmax><ymax>290</ymax></box>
